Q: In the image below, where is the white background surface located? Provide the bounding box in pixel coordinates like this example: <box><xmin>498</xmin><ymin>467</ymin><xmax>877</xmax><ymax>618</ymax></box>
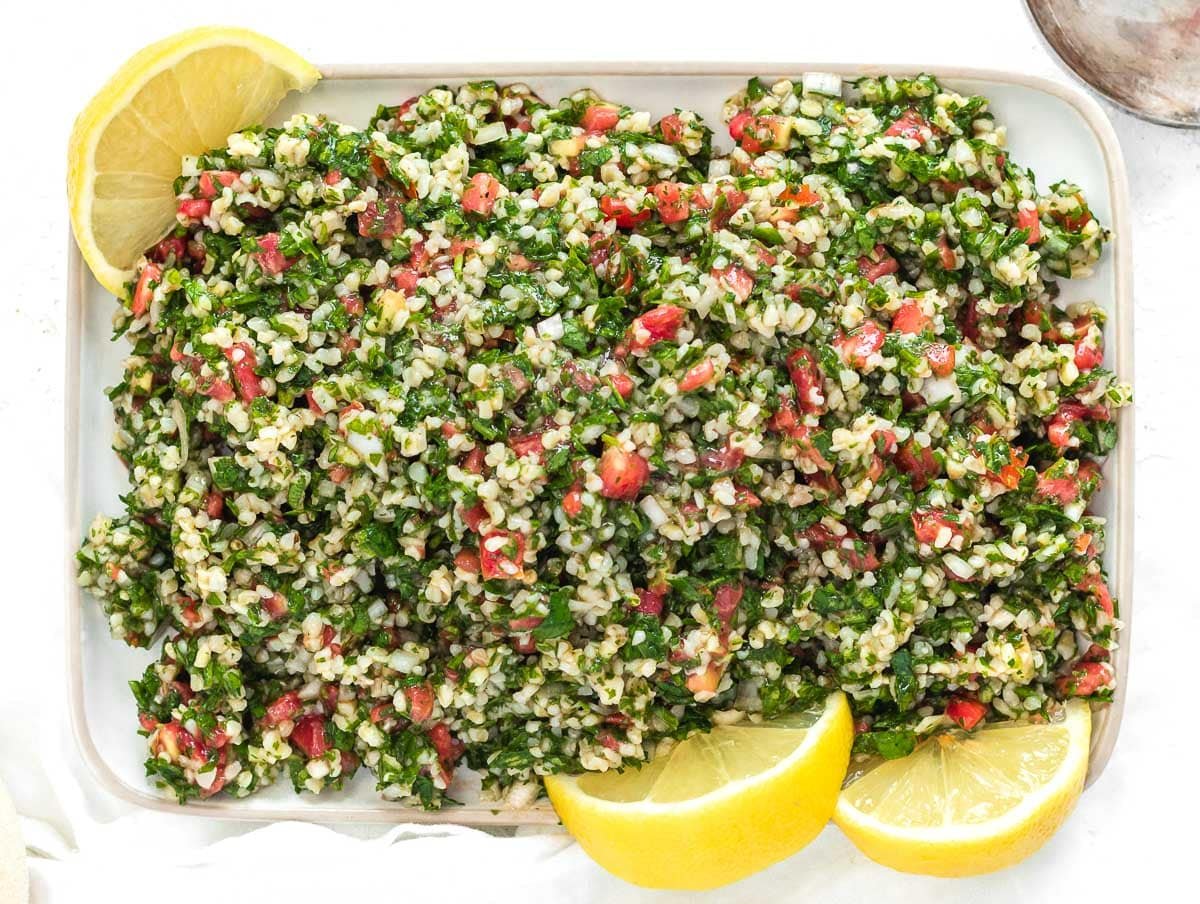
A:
<box><xmin>1</xmin><ymin>0</ymin><xmax>1197</xmax><ymax>900</ymax></box>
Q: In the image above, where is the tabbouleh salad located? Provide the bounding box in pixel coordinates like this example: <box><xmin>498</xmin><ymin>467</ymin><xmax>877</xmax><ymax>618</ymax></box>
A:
<box><xmin>77</xmin><ymin>73</ymin><xmax>1130</xmax><ymax>808</ymax></box>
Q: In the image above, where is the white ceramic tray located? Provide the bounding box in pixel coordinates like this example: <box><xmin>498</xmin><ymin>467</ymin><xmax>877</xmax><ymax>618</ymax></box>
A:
<box><xmin>65</xmin><ymin>63</ymin><xmax>1134</xmax><ymax>824</ymax></box>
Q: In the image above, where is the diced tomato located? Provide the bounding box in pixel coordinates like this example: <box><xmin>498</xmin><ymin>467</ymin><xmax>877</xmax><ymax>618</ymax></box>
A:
<box><xmin>733</xmin><ymin>486</ymin><xmax>762</xmax><ymax>508</ymax></box>
<box><xmin>634</xmin><ymin>586</ymin><xmax>666</xmax><ymax>617</ymax></box>
<box><xmin>598</xmin><ymin>446</ymin><xmax>650</xmax><ymax>500</ymax></box>
<box><xmin>603</xmin><ymin>712</ymin><xmax>633</xmax><ymax>730</ymax></box>
<box><xmin>429</xmin><ymin>722</ymin><xmax>465</xmax><ymax>783</ymax></box>
<box><xmin>1073</xmin><ymin>328</ymin><xmax>1103</xmax><ymax>372</ymax></box>
<box><xmin>223</xmin><ymin>343</ymin><xmax>265</xmax><ymax>402</ymax></box>
<box><xmin>1015</xmin><ymin>206</ymin><xmax>1041</xmax><ymax>244</ymax></box>
<box><xmin>198</xmin><ymin>170</ymin><xmax>237</xmax><ymax>199</ymax></box>
<box><xmin>926</xmin><ymin>342</ymin><xmax>956</xmax><ymax>377</ymax></box>
<box><xmin>198</xmin><ymin>376</ymin><xmax>234</xmax><ymax>403</ymax></box>
<box><xmin>508</xmin><ymin>432</ymin><xmax>545</xmax><ymax>461</ymax></box>
<box><xmin>479</xmin><ymin>530</ymin><xmax>527</xmax><ymax>580</ymax></box>
<box><xmin>204</xmin><ymin>489</ymin><xmax>224</xmax><ymax>519</ymax></box>
<box><xmin>265</xmin><ymin>691</ymin><xmax>302</xmax><ymax>726</ymax></box>
<box><xmin>405</xmin><ymin>684</ymin><xmax>435</xmax><ymax>723</ymax></box>
<box><xmin>320</xmin><ymin>683</ymin><xmax>340</xmax><ymax>715</ymax></box>
<box><xmin>508</xmin><ymin>616</ymin><xmax>544</xmax><ymax>634</ymax></box>
<box><xmin>610</xmin><ymin>373</ymin><xmax>635</xmax><ymax>399</ymax></box>
<box><xmin>728</xmin><ymin>109</ymin><xmax>754</xmax><ymax>141</ymax></box>
<box><xmin>392</xmin><ymin>267</ymin><xmax>423</xmax><ymax>295</ymax></box>
<box><xmin>337</xmin><ymin>751</ymin><xmax>360</xmax><ymax>778</ymax></box>
<box><xmin>507</xmin><ymin>253</ymin><xmax>535</xmax><ymax>272</ymax></box>
<box><xmin>865</xmin><ymin>453</ymin><xmax>885</xmax><ymax>482</ymax></box>
<box><xmin>177</xmin><ymin>198</ymin><xmax>212</xmax><ymax>221</ymax></box>
<box><xmin>461</xmin><ymin>502</ymin><xmax>488</xmax><ymax>533</ymax></box>
<box><xmin>938</xmin><ymin>234</ymin><xmax>957</xmax><ymax>270</ymax></box>
<box><xmin>262</xmin><ymin>592</ymin><xmax>289</xmax><ymax>621</ymax></box>
<box><xmin>149</xmin><ymin>236</ymin><xmax>187</xmax><ymax>265</ymax></box>
<box><xmin>945</xmin><ymin>697</ymin><xmax>988</xmax><ymax>730</ymax></box>
<box><xmin>659</xmin><ymin>113</ymin><xmax>684</xmax><ymax>144</ymax></box>
<box><xmin>369</xmin><ymin>702</ymin><xmax>393</xmax><ymax>725</ymax></box>
<box><xmin>1061</xmin><ymin>209</ymin><xmax>1092</xmax><ymax>232</ymax></box>
<box><xmin>987</xmin><ymin>447</ymin><xmax>1028</xmax><ymax>491</ymax></box>
<box><xmin>678</xmin><ymin>358</ymin><xmax>715</xmax><ymax>392</ymax></box>
<box><xmin>1046</xmin><ymin>401</ymin><xmax>1109</xmax><ymax>449</ymax></box>
<box><xmin>339</xmin><ymin>293</ymin><xmax>364</xmax><ymax>316</ymax></box>
<box><xmin>462</xmin><ymin>447</ymin><xmax>486</xmax><ymax>474</ymax></box>
<box><xmin>131</xmin><ymin>262</ymin><xmax>161</xmax><ymax>318</ymax></box>
<box><xmin>254</xmin><ymin>233</ymin><xmax>297</xmax><ymax>275</ymax></box>
<box><xmin>358</xmin><ymin>196</ymin><xmax>406</xmax><ymax>239</ymax></box>
<box><xmin>650</xmin><ymin>182</ymin><xmax>689</xmax><ymax>223</ymax></box>
<box><xmin>958</xmin><ymin>297</ymin><xmax>982</xmax><ymax>344</ymax></box>
<box><xmin>1036</xmin><ymin>472</ymin><xmax>1080</xmax><ymax>504</ymax></box>
<box><xmin>290</xmin><ymin>714</ymin><xmax>328</xmax><ymax>758</ymax></box>
<box><xmin>511</xmin><ymin>634</ymin><xmax>538</xmax><ymax>655</ymax></box>
<box><xmin>699</xmin><ymin>442</ymin><xmax>745</xmax><ymax>472</ymax></box>
<box><xmin>912</xmin><ymin>508</ymin><xmax>960</xmax><ymax>546</ymax></box>
<box><xmin>895</xmin><ymin>440</ymin><xmax>939</xmax><ymax>490</ymax></box>
<box><xmin>328</xmin><ymin>464</ymin><xmax>352</xmax><ymax>484</ymax></box>
<box><xmin>562</xmin><ymin>482</ymin><xmax>584</xmax><ymax>518</ymax></box>
<box><xmin>892</xmin><ymin>301</ymin><xmax>931</xmax><ymax>335</ymax></box>
<box><xmin>319</xmin><ymin>625</ymin><xmax>337</xmax><ymax>654</ymax></box>
<box><xmin>786</xmin><ymin>348</ymin><xmax>826</xmax><ymax>414</ymax></box>
<box><xmin>600</xmin><ymin>195</ymin><xmax>652</xmax><ymax>229</ymax></box>
<box><xmin>857</xmin><ymin>244</ymin><xmax>900</xmax><ymax>283</ymax></box>
<box><xmin>1056</xmin><ymin>660</ymin><xmax>1112</xmax><ymax>697</ymax></box>
<box><xmin>179</xmin><ymin>599</ymin><xmax>203</xmax><ymax>627</ymax></box>
<box><xmin>461</xmin><ymin>172</ymin><xmax>501</xmax><ymax>216</ymax></box>
<box><xmin>582</xmin><ymin>103</ymin><xmax>620</xmax><ymax>132</ymax></box>
<box><xmin>627</xmin><ymin>304</ymin><xmax>686</xmax><ymax>351</ymax></box>
<box><xmin>713</xmin><ymin>584</ymin><xmax>743</xmax><ymax>625</ymax></box>
<box><xmin>454</xmin><ymin>549</ymin><xmax>480</xmax><ymax>574</ymax></box>
<box><xmin>1047</xmin><ymin>413</ymin><xmax>1078</xmax><ymax>449</ymax></box>
<box><xmin>138</xmin><ymin>712</ymin><xmax>158</xmax><ymax>732</ymax></box>
<box><xmin>738</xmin><ymin>115</ymin><xmax>789</xmax><ymax>154</ymax></box>
<box><xmin>710</xmin><ymin>187</ymin><xmax>748</xmax><ymax>230</ymax></box>
<box><xmin>780</xmin><ymin>185</ymin><xmax>820</xmax><ymax>207</ymax></box>
<box><xmin>712</xmin><ymin>265</ymin><xmax>754</xmax><ymax>302</ymax></box>
<box><xmin>885</xmin><ymin>108</ymin><xmax>929</xmax><ymax>140</ymax></box>
<box><xmin>844</xmin><ymin>541</ymin><xmax>880</xmax><ymax>572</ymax></box>
<box><xmin>837</xmin><ymin>321</ymin><xmax>886</xmax><ymax>367</ymax></box>
<box><xmin>800</xmin><ymin>523</ymin><xmax>837</xmax><ymax>550</ymax></box>
<box><xmin>1076</xmin><ymin>572</ymin><xmax>1114</xmax><ymax>617</ymax></box>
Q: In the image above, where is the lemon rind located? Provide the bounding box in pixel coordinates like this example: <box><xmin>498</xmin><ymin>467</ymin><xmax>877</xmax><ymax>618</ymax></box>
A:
<box><xmin>834</xmin><ymin>700</ymin><xmax>1090</xmax><ymax>845</ymax></box>
<box><xmin>549</xmin><ymin>692</ymin><xmax>850</xmax><ymax>816</ymax></box>
<box><xmin>68</xmin><ymin>27</ymin><xmax>320</xmax><ymax>295</ymax></box>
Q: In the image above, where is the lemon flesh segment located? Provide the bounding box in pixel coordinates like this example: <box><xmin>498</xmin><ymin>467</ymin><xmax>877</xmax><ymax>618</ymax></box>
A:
<box><xmin>835</xmin><ymin>699</ymin><xmax>1091</xmax><ymax>877</ymax></box>
<box><xmin>67</xmin><ymin>27</ymin><xmax>320</xmax><ymax>295</ymax></box>
<box><xmin>545</xmin><ymin>692</ymin><xmax>853</xmax><ymax>890</ymax></box>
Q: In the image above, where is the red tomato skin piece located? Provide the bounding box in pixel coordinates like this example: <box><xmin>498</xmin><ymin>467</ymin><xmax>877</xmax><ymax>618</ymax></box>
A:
<box><xmin>598</xmin><ymin>446</ymin><xmax>650</xmax><ymax>500</ymax></box>
<box><xmin>945</xmin><ymin>697</ymin><xmax>988</xmax><ymax>730</ymax></box>
<box><xmin>582</xmin><ymin>104</ymin><xmax>620</xmax><ymax>132</ymax></box>
<box><xmin>1016</xmin><ymin>206</ymin><xmax>1041</xmax><ymax>243</ymax></box>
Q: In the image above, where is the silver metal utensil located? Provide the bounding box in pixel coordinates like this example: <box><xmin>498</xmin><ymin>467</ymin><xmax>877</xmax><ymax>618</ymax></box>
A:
<box><xmin>1026</xmin><ymin>0</ymin><xmax>1200</xmax><ymax>127</ymax></box>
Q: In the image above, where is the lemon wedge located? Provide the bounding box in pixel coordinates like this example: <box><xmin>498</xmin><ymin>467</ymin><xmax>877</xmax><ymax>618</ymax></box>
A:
<box><xmin>835</xmin><ymin>699</ymin><xmax>1091</xmax><ymax>877</ymax></box>
<box><xmin>67</xmin><ymin>26</ymin><xmax>320</xmax><ymax>294</ymax></box>
<box><xmin>545</xmin><ymin>692</ymin><xmax>853</xmax><ymax>890</ymax></box>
